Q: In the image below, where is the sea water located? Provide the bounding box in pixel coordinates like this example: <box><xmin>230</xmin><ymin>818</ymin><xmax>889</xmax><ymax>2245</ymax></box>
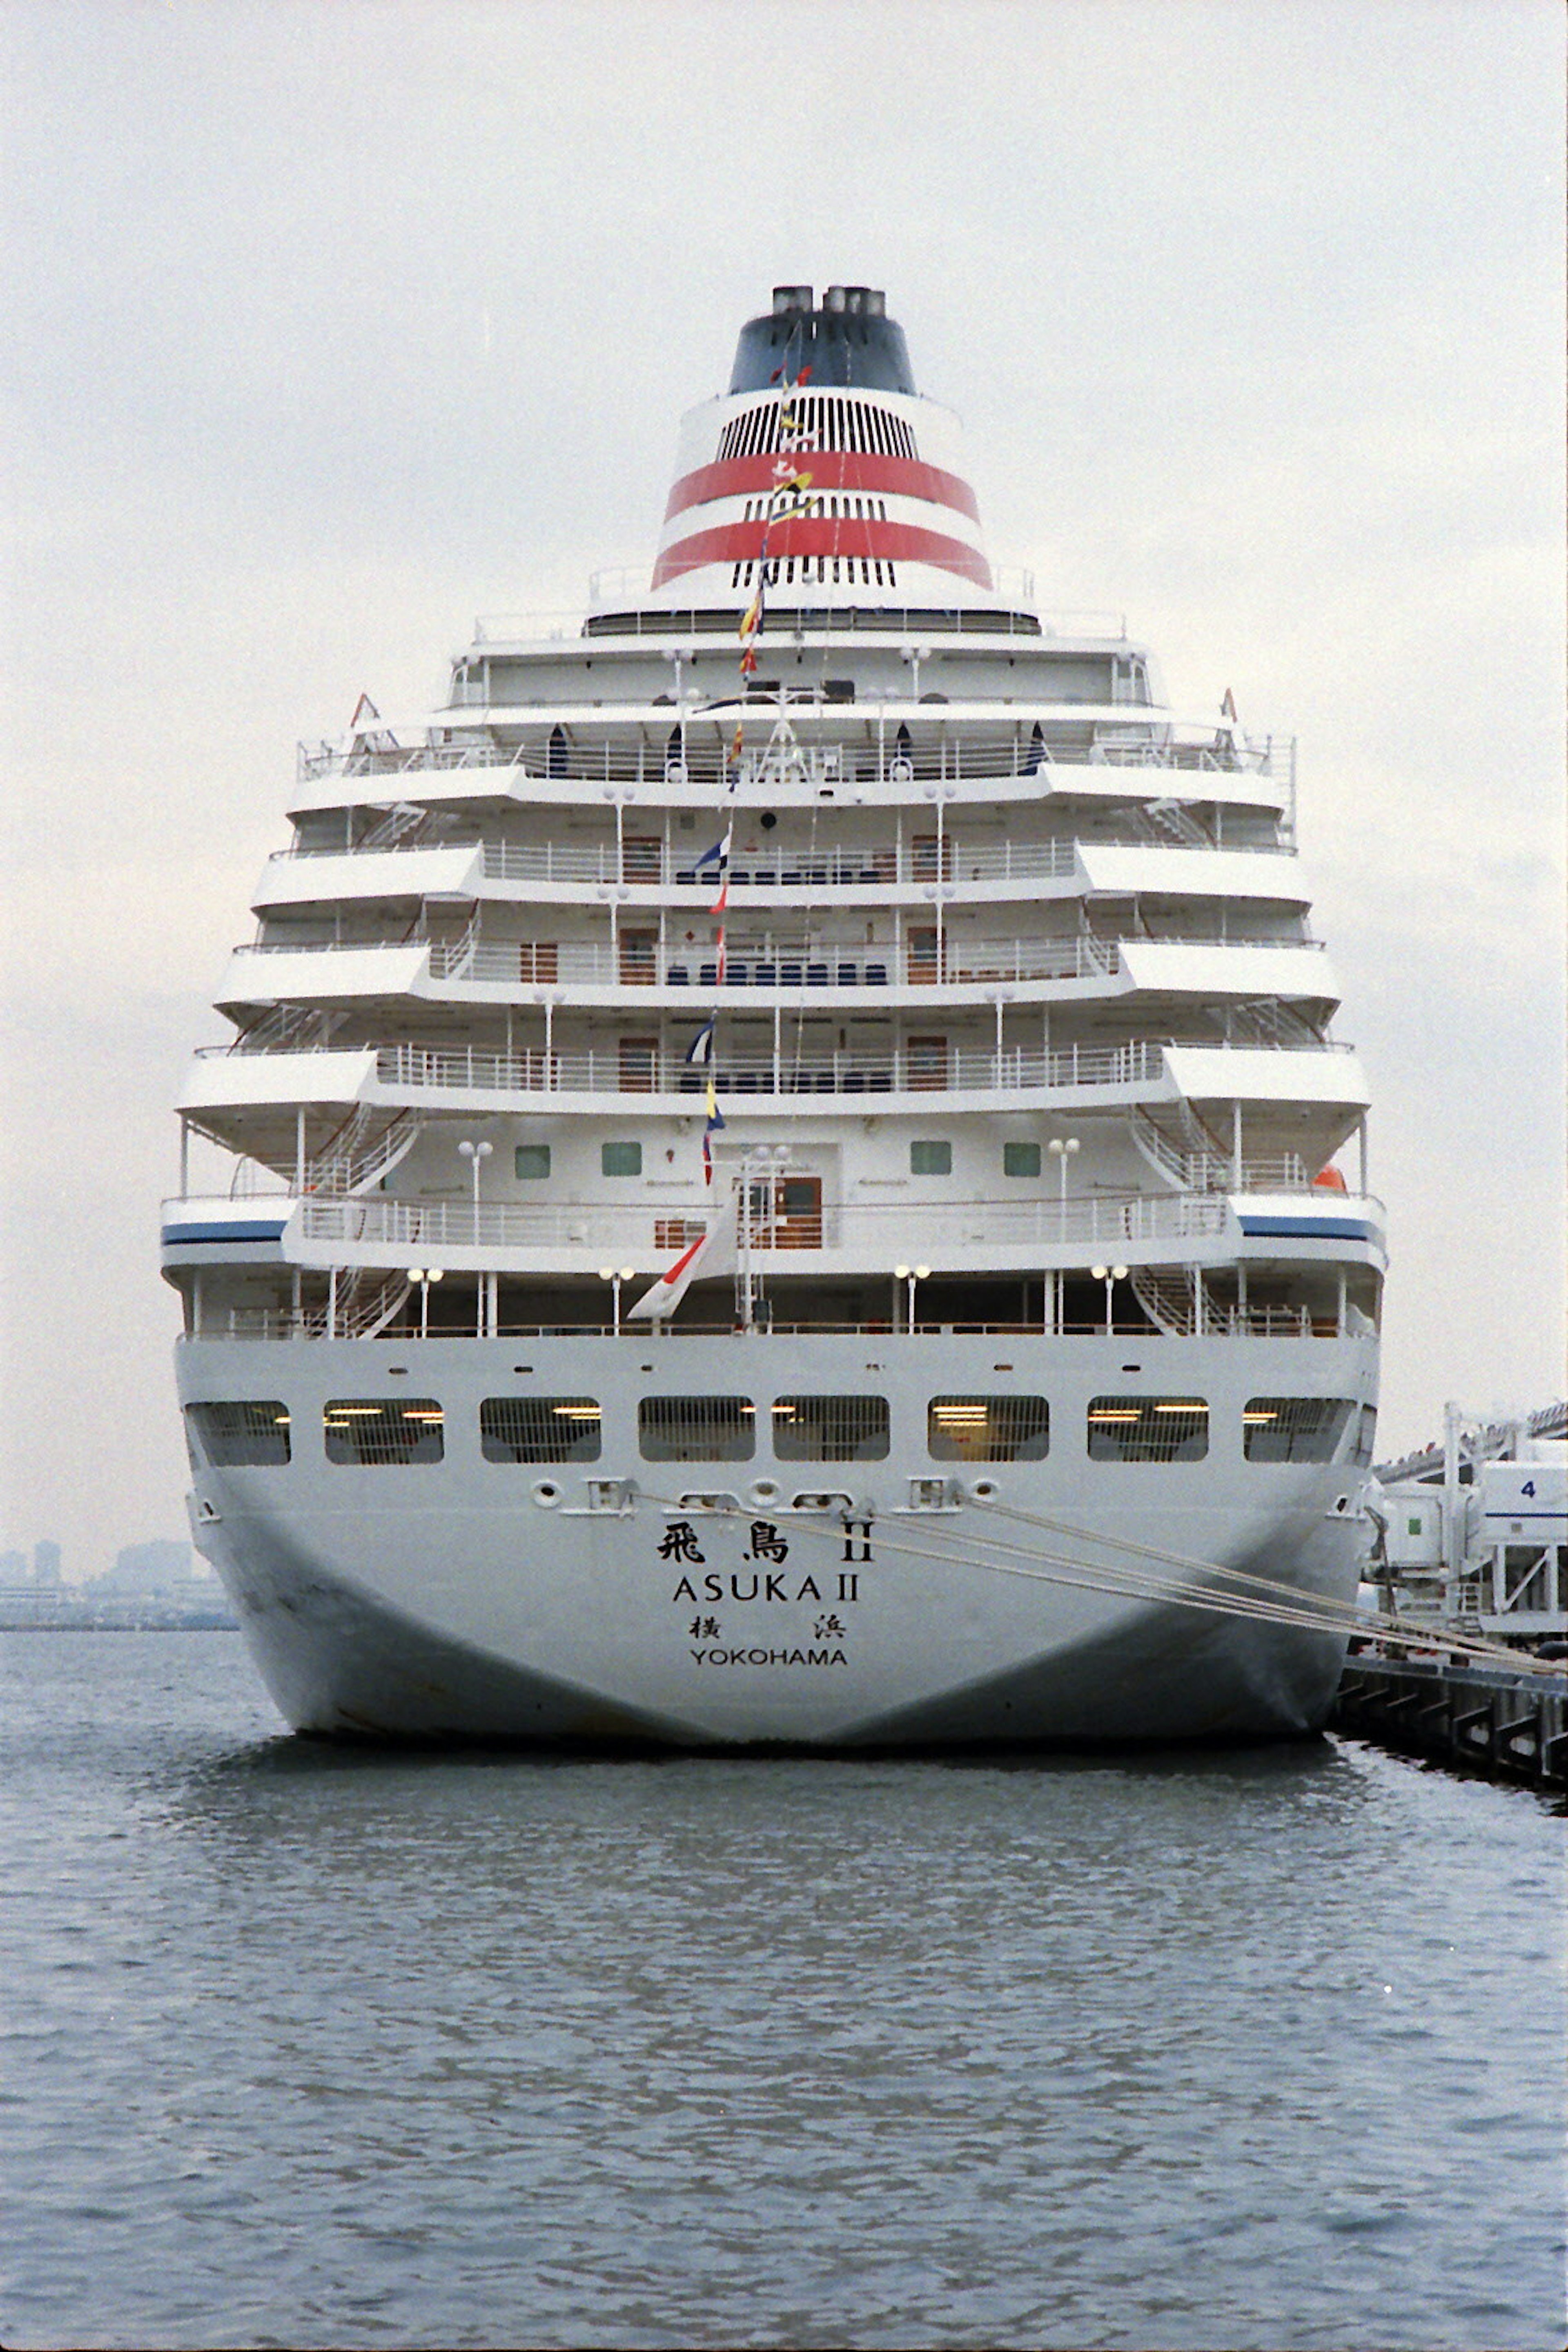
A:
<box><xmin>1</xmin><ymin>1631</ymin><xmax>1562</xmax><ymax>2350</ymax></box>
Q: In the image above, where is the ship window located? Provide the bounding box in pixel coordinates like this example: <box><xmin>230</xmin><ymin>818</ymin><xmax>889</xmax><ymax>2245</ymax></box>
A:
<box><xmin>929</xmin><ymin>1396</ymin><xmax>1049</xmax><ymax>1463</ymax></box>
<box><xmin>639</xmin><ymin>1396</ymin><xmax>756</xmax><ymax>1461</ymax></box>
<box><xmin>1003</xmin><ymin>1142</ymin><xmax>1042</xmax><ymax>1179</ymax></box>
<box><xmin>910</xmin><ymin>1140</ymin><xmax>952</xmax><ymax>1175</ymax></box>
<box><xmin>772</xmin><ymin>1395</ymin><xmax>889</xmax><ymax>1461</ymax></box>
<box><xmin>602</xmin><ymin>1140</ymin><xmax>643</xmax><ymax>1176</ymax></box>
<box><xmin>1355</xmin><ymin>1404</ymin><xmax>1378</xmax><ymax>1466</ymax></box>
<box><xmin>1243</xmin><ymin>1396</ymin><xmax>1357</xmax><ymax>1463</ymax></box>
<box><xmin>1087</xmin><ymin>1396</ymin><xmax>1208</xmax><ymax>1463</ymax></box>
<box><xmin>481</xmin><ymin>1396</ymin><xmax>601</xmax><ymax>1463</ymax></box>
<box><xmin>514</xmin><ymin>1145</ymin><xmax>551</xmax><ymax>1179</ymax></box>
<box><xmin>185</xmin><ymin>1400</ymin><xmax>291</xmax><ymax>1467</ymax></box>
<box><xmin>324</xmin><ymin>1399</ymin><xmax>444</xmax><ymax>1466</ymax></box>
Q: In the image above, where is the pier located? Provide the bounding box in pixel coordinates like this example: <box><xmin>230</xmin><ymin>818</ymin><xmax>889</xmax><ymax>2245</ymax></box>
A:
<box><xmin>1333</xmin><ymin>1651</ymin><xmax>1568</xmax><ymax>1790</ymax></box>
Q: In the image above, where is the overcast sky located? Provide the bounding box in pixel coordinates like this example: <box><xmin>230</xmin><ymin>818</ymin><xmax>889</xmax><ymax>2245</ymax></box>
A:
<box><xmin>2</xmin><ymin>0</ymin><xmax>1562</xmax><ymax>1579</ymax></box>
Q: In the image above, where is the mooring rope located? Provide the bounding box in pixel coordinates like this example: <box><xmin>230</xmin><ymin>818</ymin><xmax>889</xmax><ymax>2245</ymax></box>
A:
<box><xmin>633</xmin><ymin>1483</ymin><xmax>1561</xmax><ymax>1676</ymax></box>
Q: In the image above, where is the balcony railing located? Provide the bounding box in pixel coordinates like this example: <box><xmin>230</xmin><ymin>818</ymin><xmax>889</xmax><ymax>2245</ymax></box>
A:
<box><xmin>294</xmin><ymin>728</ymin><xmax>1294</xmax><ymax>790</ymax></box>
<box><xmin>366</xmin><ymin>1038</ymin><xmax>1170</xmax><ymax>1100</ymax></box>
<box><xmin>294</xmin><ymin>1189</ymin><xmax>1233</xmax><ymax>1257</ymax></box>
<box><xmin>265</xmin><ymin>829</ymin><xmax>1292</xmax><ymax>891</ymax></box>
<box><xmin>234</xmin><ymin>929</ymin><xmax>1325</xmax><ymax>990</ymax></box>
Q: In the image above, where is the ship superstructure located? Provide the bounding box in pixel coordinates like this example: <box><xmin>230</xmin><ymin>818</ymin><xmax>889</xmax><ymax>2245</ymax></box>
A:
<box><xmin>165</xmin><ymin>285</ymin><xmax>1385</xmax><ymax>1743</ymax></box>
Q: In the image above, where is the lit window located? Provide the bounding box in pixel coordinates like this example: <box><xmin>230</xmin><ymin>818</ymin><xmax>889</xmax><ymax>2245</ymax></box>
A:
<box><xmin>929</xmin><ymin>1396</ymin><xmax>1048</xmax><ymax>1462</ymax></box>
<box><xmin>1003</xmin><ymin>1141</ymin><xmax>1042</xmax><ymax>1179</ymax></box>
<box><xmin>185</xmin><ymin>1401</ymin><xmax>291</xmax><ymax>1468</ymax></box>
<box><xmin>481</xmin><ymin>1397</ymin><xmax>601</xmax><ymax>1463</ymax></box>
<box><xmin>602</xmin><ymin>1141</ymin><xmax>642</xmax><ymax>1177</ymax></box>
<box><xmin>324</xmin><ymin>1400</ymin><xmax>444</xmax><ymax>1466</ymax></box>
<box><xmin>514</xmin><ymin>1145</ymin><xmax>551</xmax><ymax>1179</ymax></box>
<box><xmin>910</xmin><ymin>1140</ymin><xmax>951</xmax><ymax>1175</ymax></box>
<box><xmin>1087</xmin><ymin>1396</ymin><xmax>1208</xmax><ymax>1463</ymax></box>
<box><xmin>639</xmin><ymin>1397</ymin><xmax>755</xmax><ymax>1461</ymax></box>
<box><xmin>1242</xmin><ymin>1397</ymin><xmax>1357</xmax><ymax>1463</ymax></box>
<box><xmin>772</xmin><ymin>1396</ymin><xmax>889</xmax><ymax>1461</ymax></box>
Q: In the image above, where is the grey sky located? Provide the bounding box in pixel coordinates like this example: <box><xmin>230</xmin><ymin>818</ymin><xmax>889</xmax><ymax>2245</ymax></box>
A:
<box><xmin>2</xmin><ymin>0</ymin><xmax>1562</xmax><ymax>1577</ymax></box>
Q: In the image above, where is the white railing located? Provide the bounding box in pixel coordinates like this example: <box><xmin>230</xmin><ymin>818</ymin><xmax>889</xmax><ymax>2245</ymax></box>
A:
<box><xmin>233</xmin><ymin>927</ymin><xmax>1325</xmax><ymax>983</ymax></box>
<box><xmin>294</xmin><ymin>729</ymin><xmax>1292</xmax><ymax>791</ymax></box>
<box><xmin>196</xmin><ymin>1309</ymin><xmax>1354</xmax><ymax>1344</ymax></box>
<box><xmin>295</xmin><ymin>1189</ymin><xmax>1232</xmax><ymax>1258</ymax></box>
<box><xmin>264</xmin><ymin>831</ymin><xmax>1290</xmax><ymax>892</ymax></box>
<box><xmin>369</xmin><ymin>1037</ymin><xmax>1169</xmax><ymax>1100</ymax></box>
<box><xmin>472</xmin><ymin>604</ymin><xmax>1122</xmax><ymax>645</ymax></box>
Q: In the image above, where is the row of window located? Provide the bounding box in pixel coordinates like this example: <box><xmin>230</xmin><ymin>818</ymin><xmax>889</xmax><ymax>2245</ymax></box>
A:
<box><xmin>519</xmin><ymin>1141</ymin><xmax>1040</xmax><ymax>1180</ymax></box>
<box><xmin>188</xmin><ymin>1394</ymin><xmax>1373</xmax><ymax>1471</ymax></box>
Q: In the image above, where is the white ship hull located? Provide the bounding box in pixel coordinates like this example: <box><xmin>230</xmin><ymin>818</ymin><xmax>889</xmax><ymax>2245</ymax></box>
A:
<box><xmin>182</xmin><ymin>1329</ymin><xmax>1374</xmax><ymax>1746</ymax></box>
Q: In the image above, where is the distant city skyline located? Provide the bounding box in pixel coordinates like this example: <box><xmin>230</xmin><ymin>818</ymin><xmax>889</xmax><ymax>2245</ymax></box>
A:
<box><xmin>0</xmin><ymin>1533</ymin><xmax>209</xmax><ymax>1589</ymax></box>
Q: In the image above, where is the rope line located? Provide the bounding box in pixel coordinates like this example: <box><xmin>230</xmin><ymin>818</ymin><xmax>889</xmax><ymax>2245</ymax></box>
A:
<box><xmin>632</xmin><ymin>1484</ymin><xmax>1562</xmax><ymax>1675</ymax></box>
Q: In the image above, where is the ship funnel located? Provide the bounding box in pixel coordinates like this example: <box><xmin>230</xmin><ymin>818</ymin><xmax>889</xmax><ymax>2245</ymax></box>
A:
<box><xmin>649</xmin><ymin>285</ymin><xmax>998</xmax><ymax>607</ymax></box>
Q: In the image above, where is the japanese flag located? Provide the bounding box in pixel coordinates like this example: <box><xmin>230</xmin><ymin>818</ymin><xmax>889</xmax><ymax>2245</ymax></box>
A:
<box><xmin>625</xmin><ymin>1178</ymin><xmax>740</xmax><ymax>1319</ymax></box>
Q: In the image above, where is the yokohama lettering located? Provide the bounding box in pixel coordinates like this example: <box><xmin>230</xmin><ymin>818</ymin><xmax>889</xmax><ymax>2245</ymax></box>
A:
<box><xmin>689</xmin><ymin>1648</ymin><xmax>848</xmax><ymax>1667</ymax></box>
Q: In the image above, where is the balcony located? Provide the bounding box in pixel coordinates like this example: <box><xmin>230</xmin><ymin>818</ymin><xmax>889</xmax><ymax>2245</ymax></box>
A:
<box><xmin>368</xmin><ymin>1036</ymin><xmax>1172</xmax><ymax>1103</ymax></box>
<box><xmin>294</xmin><ymin>723</ymin><xmax>1293</xmax><ymax>793</ymax></box>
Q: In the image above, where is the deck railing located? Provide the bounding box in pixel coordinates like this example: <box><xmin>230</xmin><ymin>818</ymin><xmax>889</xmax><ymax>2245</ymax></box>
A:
<box><xmin>294</xmin><ymin>731</ymin><xmax>1294</xmax><ymax>791</ymax></box>
<box><xmin>231</xmin><ymin>930</ymin><xmax>1325</xmax><ymax>987</ymax></box>
<box><xmin>368</xmin><ymin>1037</ymin><xmax>1173</xmax><ymax>1100</ymax></box>
<box><xmin>264</xmin><ymin>829</ymin><xmax>1293</xmax><ymax>888</ymax></box>
<box><xmin>293</xmin><ymin>1189</ymin><xmax>1234</xmax><ymax>1258</ymax></box>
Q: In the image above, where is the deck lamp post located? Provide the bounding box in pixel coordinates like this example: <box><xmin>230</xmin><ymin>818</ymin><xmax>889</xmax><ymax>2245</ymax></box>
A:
<box><xmin>1091</xmin><ymin>1262</ymin><xmax>1128</xmax><ymax>1334</ymax></box>
<box><xmin>457</xmin><ymin>1139</ymin><xmax>492</xmax><ymax>1242</ymax></box>
<box><xmin>895</xmin><ymin>1263</ymin><xmax>931</xmax><ymax>1333</ymax></box>
<box><xmin>599</xmin><ymin>1264</ymin><xmax>637</xmax><ymax>1335</ymax></box>
<box><xmin>1049</xmin><ymin>1136</ymin><xmax>1080</xmax><ymax>1238</ymax></box>
<box><xmin>408</xmin><ymin>1266</ymin><xmax>443</xmax><ymax>1340</ymax></box>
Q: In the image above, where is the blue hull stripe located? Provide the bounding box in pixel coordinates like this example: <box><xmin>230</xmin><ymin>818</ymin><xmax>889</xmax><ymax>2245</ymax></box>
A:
<box><xmin>1239</xmin><ymin>1215</ymin><xmax>1376</xmax><ymax>1241</ymax></box>
<box><xmin>163</xmin><ymin>1222</ymin><xmax>288</xmax><ymax>1245</ymax></box>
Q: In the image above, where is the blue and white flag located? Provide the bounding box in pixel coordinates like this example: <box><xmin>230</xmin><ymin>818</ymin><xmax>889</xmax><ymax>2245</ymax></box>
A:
<box><xmin>684</xmin><ymin>1016</ymin><xmax>717</xmax><ymax>1067</ymax></box>
<box><xmin>693</xmin><ymin>835</ymin><xmax>727</xmax><ymax>877</ymax></box>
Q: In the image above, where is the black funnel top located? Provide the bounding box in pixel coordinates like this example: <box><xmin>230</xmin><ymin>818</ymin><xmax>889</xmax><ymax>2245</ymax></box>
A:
<box><xmin>728</xmin><ymin>284</ymin><xmax>916</xmax><ymax>395</ymax></box>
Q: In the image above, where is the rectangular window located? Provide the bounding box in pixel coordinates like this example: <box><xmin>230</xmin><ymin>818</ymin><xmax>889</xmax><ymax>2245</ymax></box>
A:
<box><xmin>1003</xmin><ymin>1141</ymin><xmax>1042</xmax><ymax>1179</ymax></box>
<box><xmin>1243</xmin><ymin>1397</ymin><xmax>1357</xmax><ymax>1463</ymax></box>
<box><xmin>772</xmin><ymin>1396</ymin><xmax>889</xmax><ymax>1461</ymax></box>
<box><xmin>514</xmin><ymin>1145</ymin><xmax>552</xmax><ymax>1180</ymax></box>
<box><xmin>324</xmin><ymin>1399</ymin><xmax>444</xmax><ymax>1466</ymax></box>
<box><xmin>639</xmin><ymin>1397</ymin><xmax>755</xmax><ymax>1461</ymax></box>
<box><xmin>481</xmin><ymin>1397</ymin><xmax>601</xmax><ymax>1463</ymax></box>
<box><xmin>928</xmin><ymin>1395</ymin><xmax>1049</xmax><ymax>1462</ymax></box>
<box><xmin>1087</xmin><ymin>1396</ymin><xmax>1208</xmax><ymax>1463</ymax></box>
<box><xmin>185</xmin><ymin>1400</ymin><xmax>291</xmax><ymax>1467</ymax></box>
<box><xmin>602</xmin><ymin>1140</ymin><xmax>643</xmax><ymax>1176</ymax></box>
<box><xmin>1354</xmin><ymin>1404</ymin><xmax>1378</xmax><ymax>1467</ymax></box>
<box><xmin>910</xmin><ymin>1139</ymin><xmax>952</xmax><ymax>1176</ymax></box>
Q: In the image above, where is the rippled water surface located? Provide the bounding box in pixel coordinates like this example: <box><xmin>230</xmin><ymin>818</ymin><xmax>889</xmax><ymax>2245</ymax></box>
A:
<box><xmin>2</xmin><ymin>1633</ymin><xmax>1563</xmax><ymax>2350</ymax></box>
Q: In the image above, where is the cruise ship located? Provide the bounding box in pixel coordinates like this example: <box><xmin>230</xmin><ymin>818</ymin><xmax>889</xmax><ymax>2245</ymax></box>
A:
<box><xmin>165</xmin><ymin>283</ymin><xmax>1385</xmax><ymax>1744</ymax></box>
